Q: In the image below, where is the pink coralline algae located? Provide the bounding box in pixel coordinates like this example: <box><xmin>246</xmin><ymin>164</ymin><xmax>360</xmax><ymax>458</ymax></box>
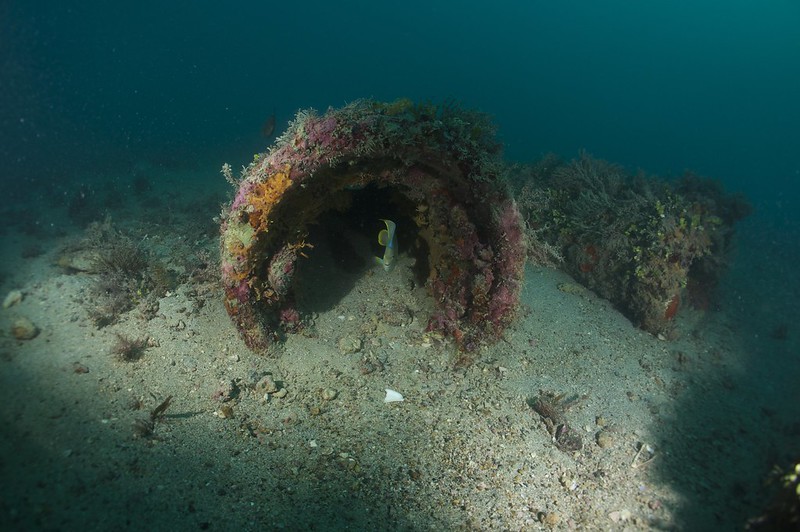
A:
<box><xmin>219</xmin><ymin>99</ymin><xmax>526</xmax><ymax>351</ymax></box>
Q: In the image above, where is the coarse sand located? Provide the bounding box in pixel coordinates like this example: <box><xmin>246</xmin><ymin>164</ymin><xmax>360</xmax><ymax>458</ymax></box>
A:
<box><xmin>0</xmin><ymin>172</ymin><xmax>796</xmax><ymax>531</ymax></box>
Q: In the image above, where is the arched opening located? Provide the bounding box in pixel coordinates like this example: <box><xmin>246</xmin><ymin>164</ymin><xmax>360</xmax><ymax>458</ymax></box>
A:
<box><xmin>220</xmin><ymin>100</ymin><xmax>526</xmax><ymax>352</ymax></box>
<box><xmin>291</xmin><ymin>183</ymin><xmax>426</xmax><ymax>316</ymax></box>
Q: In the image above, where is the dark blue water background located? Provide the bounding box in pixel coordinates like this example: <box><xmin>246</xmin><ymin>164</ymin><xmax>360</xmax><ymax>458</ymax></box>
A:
<box><xmin>3</xmin><ymin>1</ymin><xmax>798</xmax><ymax>202</ymax></box>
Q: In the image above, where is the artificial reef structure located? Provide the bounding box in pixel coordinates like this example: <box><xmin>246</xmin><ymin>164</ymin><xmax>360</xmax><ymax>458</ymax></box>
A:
<box><xmin>220</xmin><ymin>99</ymin><xmax>526</xmax><ymax>351</ymax></box>
<box><xmin>514</xmin><ymin>152</ymin><xmax>750</xmax><ymax>336</ymax></box>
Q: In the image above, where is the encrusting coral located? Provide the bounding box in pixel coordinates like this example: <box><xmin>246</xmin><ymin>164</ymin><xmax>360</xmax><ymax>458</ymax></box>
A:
<box><xmin>220</xmin><ymin>99</ymin><xmax>526</xmax><ymax>351</ymax></box>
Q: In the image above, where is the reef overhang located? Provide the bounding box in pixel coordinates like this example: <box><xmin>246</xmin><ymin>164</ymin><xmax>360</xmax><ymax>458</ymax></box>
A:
<box><xmin>220</xmin><ymin>99</ymin><xmax>526</xmax><ymax>351</ymax></box>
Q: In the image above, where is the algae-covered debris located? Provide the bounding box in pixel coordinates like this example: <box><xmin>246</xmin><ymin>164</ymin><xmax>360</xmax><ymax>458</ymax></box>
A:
<box><xmin>132</xmin><ymin>395</ymin><xmax>173</xmax><ymax>439</ymax></box>
<box><xmin>514</xmin><ymin>151</ymin><xmax>750</xmax><ymax>336</ymax></box>
<box><xmin>529</xmin><ymin>391</ymin><xmax>585</xmax><ymax>453</ymax></box>
<box><xmin>111</xmin><ymin>333</ymin><xmax>150</xmax><ymax>362</ymax></box>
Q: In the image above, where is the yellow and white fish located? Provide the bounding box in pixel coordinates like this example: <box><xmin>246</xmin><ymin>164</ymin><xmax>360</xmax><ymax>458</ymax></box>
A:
<box><xmin>375</xmin><ymin>219</ymin><xmax>397</xmax><ymax>272</ymax></box>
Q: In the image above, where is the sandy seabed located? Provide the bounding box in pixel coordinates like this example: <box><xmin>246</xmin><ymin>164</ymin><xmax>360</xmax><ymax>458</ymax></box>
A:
<box><xmin>0</xmin><ymin>175</ymin><xmax>796</xmax><ymax>531</ymax></box>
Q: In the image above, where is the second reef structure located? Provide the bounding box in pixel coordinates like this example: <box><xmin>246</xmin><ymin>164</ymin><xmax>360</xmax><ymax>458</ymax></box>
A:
<box><xmin>512</xmin><ymin>153</ymin><xmax>750</xmax><ymax>337</ymax></box>
<box><xmin>219</xmin><ymin>98</ymin><xmax>749</xmax><ymax>352</ymax></box>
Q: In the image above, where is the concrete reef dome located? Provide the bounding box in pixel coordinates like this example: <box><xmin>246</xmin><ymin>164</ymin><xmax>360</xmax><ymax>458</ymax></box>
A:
<box><xmin>220</xmin><ymin>99</ymin><xmax>526</xmax><ymax>351</ymax></box>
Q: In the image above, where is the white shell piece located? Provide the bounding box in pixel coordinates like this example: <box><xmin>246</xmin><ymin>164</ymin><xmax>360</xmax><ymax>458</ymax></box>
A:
<box><xmin>384</xmin><ymin>389</ymin><xmax>404</xmax><ymax>403</ymax></box>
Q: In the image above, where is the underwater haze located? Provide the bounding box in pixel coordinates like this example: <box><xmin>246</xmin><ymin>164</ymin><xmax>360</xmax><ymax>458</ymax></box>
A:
<box><xmin>2</xmin><ymin>0</ymin><xmax>800</xmax><ymax>530</ymax></box>
<box><xmin>3</xmin><ymin>1</ymin><xmax>799</xmax><ymax>198</ymax></box>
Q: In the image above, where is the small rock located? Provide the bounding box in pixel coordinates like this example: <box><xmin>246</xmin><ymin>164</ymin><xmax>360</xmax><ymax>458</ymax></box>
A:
<box><xmin>379</xmin><ymin>303</ymin><xmax>413</xmax><ymax>326</ymax></box>
<box><xmin>11</xmin><ymin>317</ymin><xmax>39</xmax><ymax>340</ymax></box>
<box><xmin>609</xmin><ymin>509</ymin><xmax>632</xmax><ymax>523</ymax></box>
<box><xmin>256</xmin><ymin>375</ymin><xmax>278</xmax><ymax>394</ymax></box>
<box><xmin>321</xmin><ymin>388</ymin><xmax>338</xmax><ymax>401</ymax></box>
<box><xmin>274</xmin><ymin>388</ymin><xmax>288</xmax><ymax>398</ymax></box>
<box><xmin>2</xmin><ymin>290</ymin><xmax>23</xmax><ymax>309</ymax></box>
<box><xmin>211</xmin><ymin>380</ymin><xmax>237</xmax><ymax>402</ymax></box>
<box><xmin>337</xmin><ymin>335</ymin><xmax>362</xmax><ymax>354</ymax></box>
<box><xmin>541</xmin><ymin>512</ymin><xmax>560</xmax><ymax>526</ymax></box>
<box><xmin>55</xmin><ymin>249</ymin><xmax>100</xmax><ymax>272</ymax></box>
<box><xmin>596</xmin><ymin>429</ymin><xmax>614</xmax><ymax>448</ymax></box>
<box><xmin>358</xmin><ymin>358</ymin><xmax>384</xmax><ymax>375</ymax></box>
<box><xmin>557</xmin><ymin>282</ymin><xmax>586</xmax><ymax>296</ymax></box>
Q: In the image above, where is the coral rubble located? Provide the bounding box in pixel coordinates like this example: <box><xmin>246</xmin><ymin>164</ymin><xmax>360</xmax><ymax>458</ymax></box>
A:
<box><xmin>220</xmin><ymin>99</ymin><xmax>526</xmax><ymax>351</ymax></box>
<box><xmin>515</xmin><ymin>152</ymin><xmax>750</xmax><ymax>336</ymax></box>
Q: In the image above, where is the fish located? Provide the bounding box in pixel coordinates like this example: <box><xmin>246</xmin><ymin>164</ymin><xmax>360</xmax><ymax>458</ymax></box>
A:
<box><xmin>261</xmin><ymin>111</ymin><xmax>276</xmax><ymax>138</ymax></box>
<box><xmin>374</xmin><ymin>219</ymin><xmax>397</xmax><ymax>272</ymax></box>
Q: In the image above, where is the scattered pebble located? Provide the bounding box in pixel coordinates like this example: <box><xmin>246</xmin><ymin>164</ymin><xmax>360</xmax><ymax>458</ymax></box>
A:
<box><xmin>256</xmin><ymin>375</ymin><xmax>278</xmax><ymax>394</ymax></box>
<box><xmin>609</xmin><ymin>509</ymin><xmax>632</xmax><ymax>523</ymax></box>
<box><xmin>255</xmin><ymin>376</ymin><xmax>287</xmax><ymax>399</ymax></box>
<box><xmin>557</xmin><ymin>282</ymin><xmax>586</xmax><ymax>296</ymax></box>
<box><xmin>540</xmin><ymin>511</ymin><xmax>560</xmax><ymax>526</ymax></box>
<box><xmin>337</xmin><ymin>335</ymin><xmax>362</xmax><ymax>354</ymax></box>
<box><xmin>384</xmin><ymin>389</ymin><xmax>404</xmax><ymax>403</ymax></box>
<box><xmin>11</xmin><ymin>317</ymin><xmax>39</xmax><ymax>340</ymax></box>
<box><xmin>182</xmin><ymin>356</ymin><xmax>198</xmax><ymax>371</ymax></box>
<box><xmin>379</xmin><ymin>303</ymin><xmax>413</xmax><ymax>326</ymax></box>
<box><xmin>358</xmin><ymin>357</ymin><xmax>384</xmax><ymax>375</ymax></box>
<box><xmin>211</xmin><ymin>380</ymin><xmax>238</xmax><ymax>402</ymax></box>
<box><xmin>321</xmin><ymin>388</ymin><xmax>338</xmax><ymax>401</ymax></box>
<box><xmin>596</xmin><ymin>429</ymin><xmax>614</xmax><ymax>448</ymax></box>
<box><xmin>2</xmin><ymin>290</ymin><xmax>23</xmax><ymax>309</ymax></box>
<box><xmin>55</xmin><ymin>250</ymin><xmax>97</xmax><ymax>272</ymax></box>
